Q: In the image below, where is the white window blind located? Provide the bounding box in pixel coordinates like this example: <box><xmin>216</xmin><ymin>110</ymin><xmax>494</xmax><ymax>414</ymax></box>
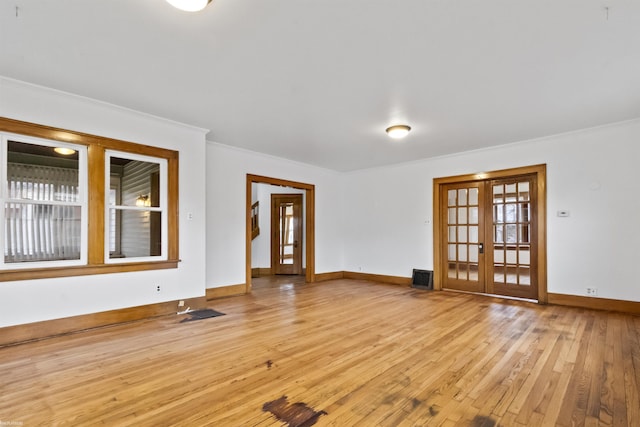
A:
<box><xmin>4</xmin><ymin>163</ymin><xmax>81</xmax><ymax>262</ymax></box>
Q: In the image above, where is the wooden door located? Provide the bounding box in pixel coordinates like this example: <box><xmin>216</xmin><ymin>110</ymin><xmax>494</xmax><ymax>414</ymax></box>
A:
<box><xmin>440</xmin><ymin>174</ymin><xmax>538</xmax><ymax>300</ymax></box>
<box><xmin>441</xmin><ymin>182</ymin><xmax>486</xmax><ymax>293</ymax></box>
<box><xmin>271</xmin><ymin>194</ymin><xmax>303</xmax><ymax>275</ymax></box>
<box><xmin>486</xmin><ymin>176</ymin><xmax>538</xmax><ymax>300</ymax></box>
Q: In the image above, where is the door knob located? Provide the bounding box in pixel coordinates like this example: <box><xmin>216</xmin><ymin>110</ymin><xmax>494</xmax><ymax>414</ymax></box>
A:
<box><xmin>479</xmin><ymin>243</ymin><xmax>484</xmax><ymax>254</ymax></box>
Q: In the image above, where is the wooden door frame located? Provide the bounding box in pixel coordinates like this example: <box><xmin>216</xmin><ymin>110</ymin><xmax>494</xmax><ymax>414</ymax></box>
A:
<box><xmin>433</xmin><ymin>164</ymin><xmax>548</xmax><ymax>303</ymax></box>
<box><xmin>270</xmin><ymin>193</ymin><xmax>304</xmax><ymax>275</ymax></box>
<box><xmin>246</xmin><ymin>174</ymin><xmax>315</xmax><ymax>292</ymax></box>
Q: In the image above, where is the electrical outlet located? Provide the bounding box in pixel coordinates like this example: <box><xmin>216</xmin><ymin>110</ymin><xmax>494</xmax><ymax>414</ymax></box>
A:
<box><xmin>156</xmin><ymin>285</ymin><xmax>161</xmax><ymax>292</ymax></box>
<box><xmin>586</xmin><ymin>287</ymin><xmax>597</xmax><ymax>296</ymax></box>
<box><xmin>178</xmin><ymin>300</ymin><xmax>185</xmax><ymax>307</ymax></box>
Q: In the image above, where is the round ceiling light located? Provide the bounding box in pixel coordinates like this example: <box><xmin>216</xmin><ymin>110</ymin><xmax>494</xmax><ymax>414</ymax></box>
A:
<box><xmin>385</xmin><ymin>124</ymin><xmax>411</xmax><ymax>139</ymax></box>
<box><xmin>166</xmin><ymin>0</ymin><xmax>212</xmax><ymax>12</ymax></box>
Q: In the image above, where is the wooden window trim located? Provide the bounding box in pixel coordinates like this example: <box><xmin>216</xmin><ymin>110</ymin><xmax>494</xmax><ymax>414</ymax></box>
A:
<box><xmin>0</xmin><ymin>117</ymin><xmax>179</xmax><ymax>281</ymax></box>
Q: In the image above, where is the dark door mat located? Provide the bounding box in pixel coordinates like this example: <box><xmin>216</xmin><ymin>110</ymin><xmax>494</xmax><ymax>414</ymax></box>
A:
<box><xmin>180</xmin><ymin>309</ymin><xmax>226</xmax><ymax>322</ymax></box>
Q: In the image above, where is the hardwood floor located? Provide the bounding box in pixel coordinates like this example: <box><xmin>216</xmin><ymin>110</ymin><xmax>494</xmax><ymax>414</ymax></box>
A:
<box><xmin>1</xmin><ymin>277</ymin><xmax>639</xmax><ymax>426</ymax></box>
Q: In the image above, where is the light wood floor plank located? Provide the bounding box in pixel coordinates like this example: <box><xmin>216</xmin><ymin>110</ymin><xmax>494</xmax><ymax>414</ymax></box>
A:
<box><xmin>1</xmin><ymin>277</ymin><xmax>639</xmax><ymax>426</ymax></box>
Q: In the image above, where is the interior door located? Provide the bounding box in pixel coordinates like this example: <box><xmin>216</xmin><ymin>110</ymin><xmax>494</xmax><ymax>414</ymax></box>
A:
<box><xmin>440</xmin><ymin>175</ymin><xmax>538</xmax><ymax>300</ymax></box>
<box><xmin>441</xmin><ymin>182</ymin><xmax>485</xmax><ymax>293</ymax></box>
<box><xmin>486</xmin><ymin>176</ymin><xmax>538</xmax><ymax>300</ymax></box>
<box><xmin>271</xmin><ymin>194</ymin><xmax>303</xmax><ymax>275</ymax></box>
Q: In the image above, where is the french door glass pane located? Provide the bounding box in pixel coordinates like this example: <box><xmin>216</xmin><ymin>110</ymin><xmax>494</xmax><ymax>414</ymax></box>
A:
<box><xmin>448</xmin><ymin>244</ymin><xmax>456</xmax><ymax>261</ymax></box>
<box><xmin>505</xmin><ymin>184</ymin><xmax>517</xmax><ymax>202</ymax></box>
<box><xmin>469</xmin><ymin>264</ymin><xmax>479</xmax><ymax>280</ymax></box>
<box><xmin>469</xmin><ymin>188</ymin><xmax>479</xmax><ymax>205</ymax></box>
<box><xmin>448</xmin><ymin>262</ymin><xmax>456</xmax><ymax>278</ymax></box>
<box><xmin>458</xmin><ymin>207</ymin><xmax>467</xmax><ymax>224</ymax></box>
<box><xmin>458</xmin><ymin>189</ymin><xmax>467</xmax><ymax>205</ymax></box>
<box><xmin>519</xmin><ymin>247</ymin><xmax>530</xmax><ymax>265</ymax></box>
<box><xmin>458</xmin><ymin>226</ymin><xmax>468</xmax><ymax>243</ymax></box>
<box><xmin>469</xmin><ymin>207</ymin><xmax>478</xmax><ymax>224</ymax></box>
<box><xmin>448</xmin><ymin>208</ymin><xmax>456</xmax><ymax>224</ymax></box>
<box><xmin>469</xmin><ymin>226</ymin><xmax>478</xmax><ymax>243</ymax></box>
<box><xmin>458</xmin><ymin>246</ymin><xmax>467</xmax><ymax>262</ymax></box>
<box><xmin>518</xmin><ymin>182</ymin><xmax>530</xmax><ymax>201</ymax></box>
<box><xmin>448</xmin><ymin>190</ymin><xmax>457</xmax><ymax>206</ymax></box>
<box><xmin>469</xmin><ymin>245</ymin><xmax>479</xmax><ymax>262</ymax></box>
<box><xmin>448</xmin><ymin>226</ymin><xmax>457</xmax><ymax>242</ymax></box>
<box><xmin>505</xmin><ymin>204</ymin><xmax>517</xmax><ymax>222</ymax></box>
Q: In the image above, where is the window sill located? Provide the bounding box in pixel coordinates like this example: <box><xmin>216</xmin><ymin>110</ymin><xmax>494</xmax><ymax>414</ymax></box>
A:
<box><xmin>0</xmin><ymin>260</ymin><xmax>180</xmax><ymax>282</ymax></box>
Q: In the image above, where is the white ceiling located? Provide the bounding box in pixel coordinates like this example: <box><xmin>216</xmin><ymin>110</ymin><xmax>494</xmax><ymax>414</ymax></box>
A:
<box><xmin>1</xmin><ymin>0</ymin><xmax>639</xmax><ymax>171</ymax></box>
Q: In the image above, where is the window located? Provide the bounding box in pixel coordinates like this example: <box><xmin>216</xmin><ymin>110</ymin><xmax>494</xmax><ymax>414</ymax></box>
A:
<box><xmin>1</xmin><ymin>137</ymin><xmax>87</xmax><ymax>268</ymax></box>
<box><xmin>0</xmin><ymin>117</ymin><xmax>179</xmax><ymax>281</ymax></box>
<box><xmin>106</xmin><ymin>152</ymin><xmax>167</xmax><ymax>262</ymax></box>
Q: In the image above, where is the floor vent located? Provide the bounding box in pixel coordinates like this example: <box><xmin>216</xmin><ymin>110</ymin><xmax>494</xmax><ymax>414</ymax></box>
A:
<box><xmin>412</xmin><ymin>269</ymin><xmax>433</xmax><ymax>290</ymax></box>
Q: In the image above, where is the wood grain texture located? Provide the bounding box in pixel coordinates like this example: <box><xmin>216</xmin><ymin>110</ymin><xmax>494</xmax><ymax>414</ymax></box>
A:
<box><xmin>4</xmin><ymin>277</ymin><xmax>635</xmax><ymax>426</ymax></box>
<box><xmin>549</xmin><ymin>292</ymin><xmax>640</xmax><ymax>315</ymax></box>
<box><xmin>343</xmin><ymin>271</ymin><xmax>412</xmax><ymax>286</ymax></box>
<box><xmin>206</xmin><ymin>284</ymin><xmax>247</xmax><ymax>300</ymax></box>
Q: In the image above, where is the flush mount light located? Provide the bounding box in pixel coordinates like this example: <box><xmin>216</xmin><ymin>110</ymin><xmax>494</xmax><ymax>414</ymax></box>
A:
<box><xmin>54</xmin><ymin>147</ymin><xmax>76</xmax><ymax>155</ymax></box>
<box><xmin>166</xmin><ymin>0</ymin><xmax>212</xmax><ymax>12</ymax></box>
<box><xmin>385</xmin><ymin>125</ymin><xmax>411</xmax><ymax>139</ymax></box>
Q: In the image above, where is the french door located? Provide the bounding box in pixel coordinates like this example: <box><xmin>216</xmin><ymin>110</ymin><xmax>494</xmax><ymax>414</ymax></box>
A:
<box><xmin>440</xmin><ymin>173</ymin><xmax>539</xmax><ymax>300</ymax></box>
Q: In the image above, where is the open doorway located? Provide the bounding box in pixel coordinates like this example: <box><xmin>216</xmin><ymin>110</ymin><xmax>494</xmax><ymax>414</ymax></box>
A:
<box><xmin>245</xmin><ymin>174</ymin><xmax>315</xmax><ymax>292</ymax></box>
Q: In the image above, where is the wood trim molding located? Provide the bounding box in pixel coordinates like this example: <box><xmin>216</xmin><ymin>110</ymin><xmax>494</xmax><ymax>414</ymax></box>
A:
<box><xmin>343</xmin><ymin>271</ymin><xmax>412</xmax><ymax>286</ymax></box>
<box><xmin>206</xmin><ymin>284</ymin><xmax>247</xmax><ymax>300</ymax></box>
<box><xmin>432</xmin><ymin>164</ymin><xmax>548</xmax><ymax>303</ymax></box>
<box><xmin>0</xmin><ymin>296</ymin><xmax>207</xmax><ymax>347</ymax></box>
<box><xmin>315</xmin><ymin>271</ymin><xmax>345</xmax><ymax>282</ymax></box>
<box><xmin>251</xmin><ymin>268</ymin><xmax>273</xmax><ymax>278</ymax></box>
<box><xmin>548</xmin><ymin>293</ymin><xmax>640</xmax><ymax>315</ymax></box>
<box><xmin>0</xmin><ymin>260</ymin><xmax>179</xmax><ymax>282</ymax></box>
<box><xmin>246</xmin><ymin>174</ymin><xmax>316</xmax><ymax>293</ymax></box>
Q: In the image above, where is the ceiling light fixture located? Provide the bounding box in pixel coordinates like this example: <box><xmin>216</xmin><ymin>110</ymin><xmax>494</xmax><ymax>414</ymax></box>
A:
<box><xmin>385</xmin><ymin>124</ymin><xmax>411</xmax><ymax>139</ymax></box>
<box><xmin>54</xmin><ymin>147</ymin><xmax>76</xmax><ymax>155</ymax></box>
<box><xmin>166</xmin><ymin>0</ymin><xmax>212</xmax><ymax>12</ymax></box>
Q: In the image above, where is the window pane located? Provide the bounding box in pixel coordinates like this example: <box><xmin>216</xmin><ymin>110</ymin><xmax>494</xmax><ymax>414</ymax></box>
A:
<box><xmin>7</xmin><ymin>140</ymin><xmax>80</xmax><ymax>202</ymax></box>
<box><xmin>110</xmin><ymin>157</ymin><xmax>160</xmax><ymax>208</ymax></box>
<box><xmin>109</xmin><ymin>209</ymin><xmax>162</xmax><ymax>258</ymax></box>
<box><xmin>5</xmin><ymin>203</ymin><xmax>81</xmax><ymax>263</ymax></box>
<box><xmin>4</xmin><ymin>140</ymin><xmax>84</xmax><ymax>266</ymax></box>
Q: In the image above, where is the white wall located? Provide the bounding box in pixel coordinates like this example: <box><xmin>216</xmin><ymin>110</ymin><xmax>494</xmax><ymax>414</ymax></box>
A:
<box><xmin>343</xmin><ymin>119</ymin><xmax>640</xmax><ymax>302</ymax></box>
<box><xmin>251</xmin><ymin>184</ymin><xmax>305</xmax><ymax>269</ymax></box>
<box><xmin>206</xmin><ymin>142</ymin><xmax>344</xmax><ymax>288</ymax></box>
<box><xmin>0</xmin><ymin>77</ymin><xmax>208</xmax><ymax>327</ymax></box>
